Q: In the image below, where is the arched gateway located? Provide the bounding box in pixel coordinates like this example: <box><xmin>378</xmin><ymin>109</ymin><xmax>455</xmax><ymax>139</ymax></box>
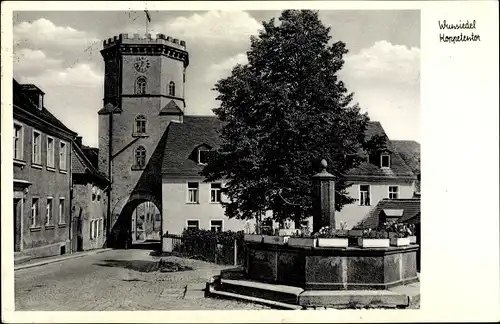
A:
<box><xmin>97</xmin><ymin>33</ymin><xmax>189</xmax><ymax>248</ymax></box>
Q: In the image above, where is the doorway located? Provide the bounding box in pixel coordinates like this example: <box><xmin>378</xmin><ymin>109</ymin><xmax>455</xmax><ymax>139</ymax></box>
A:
<box><xmin>13</xmin><ymin>198</ymin><xmax>22</xmax><ymax>252</ymax></box>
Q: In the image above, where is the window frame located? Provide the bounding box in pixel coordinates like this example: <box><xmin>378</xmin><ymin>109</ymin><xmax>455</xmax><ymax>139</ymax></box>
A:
<box><xmin>380</xmin><ymin>154</ymin><xmax>391</xmax><ymax>168</ymax></box>
<box><xmin>186</xmin><ymin>182</ymin><xmax>199</xmax><ymax>204</ymax></box>
<box><xmin>13</xmin><ymin>122</ymin><xmax>24</xmax><ymax>161</ymax></box>
<box><xmin>186</xmin><ymin>219</ymin><xmax>200</xmax><ymax>230</ymax></box>
<box><xmin>359</xmin><ymin>184</ymin><xmax>371</xmax><ymax>206</ymax></box>
<box><xmin>135</xmin><ymin>146</ymin><xmax>147</xmax><ymax>168</ymax></box>
<box><xmin>210</xmin><ymin>182</ymin><xmax>222</xmax><ymax>203</ymax></box>
<box><xmin>32</xmin><ymin>129</ymin><xmax>42</xmax><ymax>166</ymax></box>
<box><xmin>135</xmin><ymin>77</ymin><xmax>147</xmax><ymax>95</ymax></box>
<box><xmin>198</xmin><ymin>149</ymin><xmax>210</xmax><ymax>165</ymax></box>
<box><xmin>168</xmin><ymin>81</ymin><xmax>176</xmax><ymax>96</ymax></box>
<box><xmin>210</xmin><ymin>219</ymin><xmax>224</xmax><ymax>232</ymax></box>
<box><xmin>59</xmin><ymin>198</ymin><xmax>65</xmax><ymax>224</ymax></box>
<box><xmin>59</xmin><ymin>140</ymin><xmax>67</xmax><ymax>171</ymax></box>
<box><xmin>46</xmin><ymin>136</ymin><xmax>55</xmax><ymax>169</ymax></box>
<box><xmin>45</xmin><ymin>197</ymin><xmax>53</xmax><ymax>226</ymax></box>
<box><xmin>388</xmin><ymin>185</ymin><xmax>399</xmax><ymax>199</ymax></box>
<box><xmin>135</xmin><ymin>115</ymin><xmax>147</xmax><ymax>134</ymax></box>
<box><xmin>31</xmin><ymin>198</ymin><xmax>39</xmax><ymax>228</ymax></box>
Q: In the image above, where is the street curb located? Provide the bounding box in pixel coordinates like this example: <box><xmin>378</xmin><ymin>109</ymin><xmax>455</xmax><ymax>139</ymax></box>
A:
<box><xmin>14</xmin><ymin>248</ymin><xmax>114</xmax><ymax>271</ymax></box>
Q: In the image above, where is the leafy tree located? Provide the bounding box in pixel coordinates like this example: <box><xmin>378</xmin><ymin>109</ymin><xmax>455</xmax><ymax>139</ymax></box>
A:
<box><xmin>201</xmin><ymin>10</ymin><xmax>385</xmax><ymax>225</ymax></box>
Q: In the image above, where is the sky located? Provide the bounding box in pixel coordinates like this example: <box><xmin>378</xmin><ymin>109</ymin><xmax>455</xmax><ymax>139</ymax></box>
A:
<box><xmin>12</xmin><ymin>10</ymin><xmax>420</xmax><ymax>147</ymax></box>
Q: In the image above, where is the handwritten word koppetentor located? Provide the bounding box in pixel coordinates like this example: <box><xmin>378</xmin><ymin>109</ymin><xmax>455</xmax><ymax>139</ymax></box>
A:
<box><xmin>438</xmin><ymin>20</ymin><xmax>481</xmax><ymax>44</ymax></box>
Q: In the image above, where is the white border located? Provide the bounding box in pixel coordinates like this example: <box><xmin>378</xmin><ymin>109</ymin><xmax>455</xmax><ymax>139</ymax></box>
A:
<box><xmin>2</xmin><ymin>1</ymin><xmax>499</xmax><ymax>323</ymax></box>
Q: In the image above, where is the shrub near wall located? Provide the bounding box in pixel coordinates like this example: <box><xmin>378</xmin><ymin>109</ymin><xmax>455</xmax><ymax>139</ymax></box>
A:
<box><xmin>171</xmin><ymin>228</ymin><xmax>246</xmax><ymax>265</ymax></box>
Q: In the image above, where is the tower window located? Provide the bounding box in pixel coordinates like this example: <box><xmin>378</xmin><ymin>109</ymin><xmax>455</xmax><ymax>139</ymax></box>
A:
<box><xmin>135</xmin><ymin>77</ymin><xmax>147</xmax><ymax>95</ymax></box>
<box><xmin>168</xmin><ymin>81</ymin><xmax>176</xmax><ymax>96</ymax></box>
<box><xmin>135</xmin><ymin>115</ymin><xmax>147</xmax><ymax>134</ymax></box>
<box><xmin>135</xmin><ymin>146</ymin><xmax>147</xmax><ymax>168</ymax></box>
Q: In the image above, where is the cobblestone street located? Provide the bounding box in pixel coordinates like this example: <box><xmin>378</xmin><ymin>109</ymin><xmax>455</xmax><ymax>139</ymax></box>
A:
<box><xmin>15</xmin><ymin>248</ymin><xmax>270</xmax><ymax>311</ymax></box>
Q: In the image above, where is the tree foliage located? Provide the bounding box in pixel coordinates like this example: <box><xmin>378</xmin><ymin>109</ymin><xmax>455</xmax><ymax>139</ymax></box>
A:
<box><xmin>201</xmin><ymin>10</ymin><xmax>385</xmax><ymax>222</ymax></box>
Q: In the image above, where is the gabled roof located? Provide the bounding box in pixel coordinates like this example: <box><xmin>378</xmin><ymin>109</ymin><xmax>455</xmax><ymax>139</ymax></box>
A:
<box><xmin>354</xmin><ymin>198</ymin><xmax>421</xmax><ymax>229</ymax></box>
<box><xmin>161</xmin><ymin>118</ymin><xmax>416</xmax><ymax>179</ymax></box>
<box><xmin>346</xmin><ymin>122</ymin><xmax>416</xmax><ymax>179</ymax></box>
<box><xmin>13</xmin><ymin>79</ymin><xmax>76</xmax><ymax>135</ymax></box>
<box><xmin>162</xmin><ymin>116</ymin><xmax>224</xmax><ymax>176</ymax></box>
<box><xmin>72</xmin><ymin>143</ymin><xmax>109</xmax><ymax>184</ymax></box>
<box><xmin>159</xmin><ymin>100</ymin><xmax>183</xmax><ymax>115</ymax></box>
<box><xmin>391</xmin><ymin>140</ymin><xmax>420</xmax><ymax>175</ymax></box>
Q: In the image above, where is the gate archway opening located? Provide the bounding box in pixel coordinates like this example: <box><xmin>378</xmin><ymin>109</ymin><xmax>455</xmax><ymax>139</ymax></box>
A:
<box><xmin>107</xmin><ymin>192</ymin><xmax>162</xmax><ymax>250</ymax></box>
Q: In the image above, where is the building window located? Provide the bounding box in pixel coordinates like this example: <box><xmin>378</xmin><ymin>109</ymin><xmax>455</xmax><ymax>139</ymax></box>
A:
<box><xmin>31</xmin><ymin>198</ymin><xmax>39</xmax><ymax>227</ymax></box>
<box><xmin>38</xmin><ymin>93</ymin><xmax>44</xmax><ymax>109</ymax></box>
<box><xmin>359</xmin><ymin>185</ymin><xmax>371</xmax><ymax>206</ymax></box>
<box><xmin>45</xmin><ymin>198</ymin><xmax>53</xmax><ymax>225</ymax></box>
<box><xmin>96</xmin><ymin>220</ymin><xmax>99</xmax><ymax>238</ymax></box>
<box><xmin>198</xmin><ymin>149</ymin><xmax>210</xmax><ymax>165</ymax></box>
<box><xmin>135</xmin><ymin>115</ymin><xmax>146</xmax><ymax>134</ymax></box>
<box><xmin>187</xmin><ymin>220</ymin><xmax>199</xmax><ymax>230</ymax></box>
<box><xmin>90</xmin><ymin>220</ymin><xmax>94</xmax><ymax>240</ymax></box>
<box><xmin>380</xmin><ymin>154</ymin><xmax>391</xmax><ymax>168</ymax></box>
<box><xmin>187</xmin><ymin>182</ymin><xmax>199</xmax><ymax>203</ymax></box>
<box><xmin>210</xmin><ymin>220</ymin><xmax>223</xmax><ymax>232</ymax></box>
<box><xmin>59</xmin><ymin>141</ymin><xmax>67</xmax><ymax>170</ymax></box>
<box><xmin>13</xmin><ymin>123</ymin><xmax>23</xmax><ymax>160</ymax></box>
<box><xmin>168</xmin><ymin>81</ymin><xmax>176</xmax><ymax>96</ymax></box>
<box><xmin>99</xmin><ymin>218</ymin><xmax>103</xmax><ymax>236</ymax></box>
<box><xmin>210</xmin><ymin>183</ymin><xmax>222</xmax><ymax>203</ymax></box>
<box><xmin>155</xmin><ymin>214</ymin><xmax>161</xmax><ymax>222</ymax></box>
<box><xmin>135</xmin><ymin>77</ymin><xmax>147</xmax><ymax>94</ymax></box>
<box><xmin>389</xmin><ymin>186</ymin><xmax>399</xmax><ymax>199</ymax></box>
<box><xmin>135</xmin><ymin>146</ymin><xmax>146</xmax><ymax>168</ymax></box>
<box><xmin>47</xmin><ymin>136</ymin><xmax>55</xmax><ymax>168</ymax></box>
<box><xmin>32</xmin><ymin>130</ymin><xmax>42</xmax><ymax>165</ymax></box>
<box><xmin>59</xmin><ymin>198</ymin><xmax>65</xmax><ymax>224</ymax></box>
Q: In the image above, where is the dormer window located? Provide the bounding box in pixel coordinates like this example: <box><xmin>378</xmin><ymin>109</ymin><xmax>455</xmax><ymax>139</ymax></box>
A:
<box><xmin>38</xmin><ymin>94</ymin><xmax>43</xmax><ymax>110</ymax></box>
<box><xmin>380</xmin><ymin>154</ymin><xmax>391</xmax><ymax>168</ymax></box>
<box><xmin>168</xmin><ymin>81</ymin><xmax>176</xmax><ymax>96</ymax></box>
<box><xmin>198</xmin><ymin>149</ymin><xmax>210</xmax><ymax>165</ymax></box>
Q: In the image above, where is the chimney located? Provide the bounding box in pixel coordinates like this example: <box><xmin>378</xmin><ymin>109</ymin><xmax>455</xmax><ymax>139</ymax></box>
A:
<box><xmin>76</xmin><ymin>136</ymin><xmax>83</xmax><ymax>147</ymax></box>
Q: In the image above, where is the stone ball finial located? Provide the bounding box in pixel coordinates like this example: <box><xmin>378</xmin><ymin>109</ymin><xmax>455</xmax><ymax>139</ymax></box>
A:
<box><xmin>320</xmin><ymin>159</ymin><xmax>328</xmax><ymax>170</ymax></box>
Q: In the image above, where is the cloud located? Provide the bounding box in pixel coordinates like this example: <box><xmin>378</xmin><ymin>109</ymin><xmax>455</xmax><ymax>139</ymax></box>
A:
<box><xmin>339</xmin><ymin>41</ymin><xmax>420</xmax><ymax>141</ymax></box>
<box><xmin>153</xmin><ymin>11</ymin><xmax>261</xmax><ymax>45</ymax></box>
<box><xmin>341</xmin><ymin>40</ymin><xmax>420</xmax><ymax>87</ymax></box>
<box><xmin>205</xmin><ymin>53</ymin><xmax>248</xmax><ymax>83</ymax></box>
<box><xmin>13</xmin><ymin>48</ymin><xmax>62</xmax><ymax>75</ymax></box>
<box><xmin>14</xmin><ymin>18</ymin><xmax>99</xmax><ymax>49</ymax></box>
<box><xmin>18</xmin><ymin>63</ymin><xmax>103</xmax><ymax>88</ymax></box>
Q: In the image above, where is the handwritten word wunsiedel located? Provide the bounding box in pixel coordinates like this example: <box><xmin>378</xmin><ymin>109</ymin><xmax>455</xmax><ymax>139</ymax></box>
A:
<box><xmin>438</xmin><ymin>20</ymin><xmax>481</xmax><ymax>44</ymax></box>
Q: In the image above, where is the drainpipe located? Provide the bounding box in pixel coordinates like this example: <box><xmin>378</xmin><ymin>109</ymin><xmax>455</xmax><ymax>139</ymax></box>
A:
<box><xmin>106</xmin><ymin>112</ymin><xmax>113</xmax><ymax>247</ymax></box>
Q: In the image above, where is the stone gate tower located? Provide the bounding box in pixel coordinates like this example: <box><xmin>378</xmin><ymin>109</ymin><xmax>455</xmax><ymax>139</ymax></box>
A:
<box><xmin>98</xmin><ymin>33</ymin><xmax>189</xmax><ymax>247</ymax></box>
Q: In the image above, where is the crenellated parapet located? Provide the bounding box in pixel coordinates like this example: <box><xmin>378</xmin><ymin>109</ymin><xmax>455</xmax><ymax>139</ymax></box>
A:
<box><xmin>101</xmin><ymin>33</ymin><xmax>189</xmax><ymax>66</ymax></box>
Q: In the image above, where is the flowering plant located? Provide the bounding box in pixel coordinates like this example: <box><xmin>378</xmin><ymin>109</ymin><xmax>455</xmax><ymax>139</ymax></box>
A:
<box><xmin>380</xmin><ymin>222</ymin><xmax>414</xmax><ymax>238</ymax></box>
<box><xmin>361</xmin><ymin>228</ymin><xmax>389</xmax><ymax>239</ymax></box>
<box><xmin>311</xmin><ymin>226</ymin><xmax>349</xmax><ymax>239</ymax></box>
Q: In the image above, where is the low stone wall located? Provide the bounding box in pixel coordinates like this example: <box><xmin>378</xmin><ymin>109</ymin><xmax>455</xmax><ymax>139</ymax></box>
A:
<box><xmin>245</xmin><ymin>242</ymin><xmax>418</xmax><ymax>290</ymax></box>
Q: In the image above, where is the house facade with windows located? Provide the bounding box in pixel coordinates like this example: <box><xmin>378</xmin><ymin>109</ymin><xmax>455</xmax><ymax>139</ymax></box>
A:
<box><xmin>161</xmin><ymin>116</ymin><xmax>256</xmax><ymax>234</ymax></box>
<box><xmin>13</xmin><ymin>79</ymin><xmax>77</xmax><ymax>258</ymax></box>
<box><xmin>71</xmin><ymin>137</ymin><xmax>109</xmax><ymax>251</ymax></box>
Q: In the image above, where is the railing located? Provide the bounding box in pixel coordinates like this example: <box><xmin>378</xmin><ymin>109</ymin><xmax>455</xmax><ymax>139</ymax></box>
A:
<box><xmin>163</xmin><ymin>233</ymin><xmax>246</xmax><ymax>266</ymax></box>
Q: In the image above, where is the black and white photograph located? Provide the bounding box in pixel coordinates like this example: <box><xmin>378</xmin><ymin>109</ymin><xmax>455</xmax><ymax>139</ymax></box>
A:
<box><xmin>1</xmin><ymin>1</ymin><xmax>499</xmax><ymax>323</ymax></box>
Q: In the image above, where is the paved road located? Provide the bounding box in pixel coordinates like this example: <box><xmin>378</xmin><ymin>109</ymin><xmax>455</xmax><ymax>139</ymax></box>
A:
<box><xmin>15</xmin><ymin>248</ymin><xmax>270</xmax><ymax>311</ymax></box>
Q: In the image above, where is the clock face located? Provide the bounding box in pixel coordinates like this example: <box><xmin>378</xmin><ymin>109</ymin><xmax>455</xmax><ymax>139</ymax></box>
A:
<box><xmin>133</xmin><ymin>56</ymin><xmax>150</xmax><ymax>73</ymax></box>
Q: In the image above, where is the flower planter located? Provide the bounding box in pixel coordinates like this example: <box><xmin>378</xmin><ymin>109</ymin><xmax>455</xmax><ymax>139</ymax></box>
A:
<box><xmin>333</xmin><ymin>230</ymin><xmax>349</xmax><ymax>238</ymax></box>
<box><xmin>317</xmin><ymin>238</ymin><xmax>348</xmax><ymax>248</ymax></box>
<box><xmin>390</xmin><ymin>237</ymin><xmax>410</xmax><ymax>246</ymax></box>
<box><xmin>408</xmin><ymin>236</ymin><xmax>417</xmax><ymax>244</ymax></box>
<box><xmin>279</xmin><ymin>229</ymin><xmax>299</xmax><ymax>237</ymax></box>
<box><xmin>357</xmin><ymin>238</ymin><xmax>390</xmax><ymax>248</ymax></box>
<box><xmin>244</xmin><ymin>234</ymin><xmax>263</xmax><ymax>243</ymax></box>
<box><xmin>263</xmin><ymin>235</ymin><xmax>288</xmax><ymax>245</ymax></box>
<box><xmin>287</xmin><ymin>237</ymin><xmax>317</xmax><ymax>247</ymax></box>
